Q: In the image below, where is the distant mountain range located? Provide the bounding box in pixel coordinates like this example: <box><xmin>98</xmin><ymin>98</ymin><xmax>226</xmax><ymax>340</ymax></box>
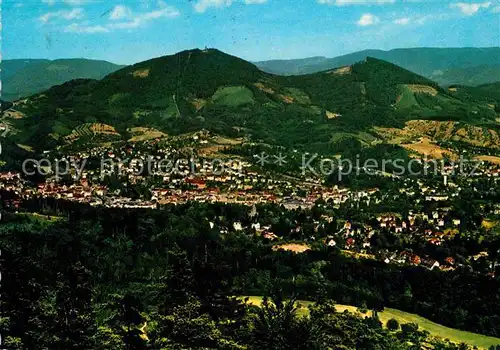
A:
<box><xmin>2</xmin><ymin>49</ymin><xmax>497</xmax><ymax>154</ymax></box>
<box><xmin>430</xmin><ymin>65</ymin><xmax>500</xmax><ymax>87</ymax></box>
<box><xmin>1</xmin><ymin>59</ymin><xmax>125</xmax><ymax>101</ymax></box>
<box><xmin>255</xmin><ymin>47</ymin><xmax>500</xmax><ymax>86</ymax></box>
<box><xmin>3</xmin><ymin>48</ymin><xmax>498</xmax><ymax>103</ymax></box>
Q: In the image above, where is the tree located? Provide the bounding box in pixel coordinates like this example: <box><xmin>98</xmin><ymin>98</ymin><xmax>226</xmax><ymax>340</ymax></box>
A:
<box><xmin>401</xmin><ymin>323</ymin><xmax>419</xmax><ymax>334</ymax></box>
<box><xmin>155</xmin><ymin>244</ymin><xmax>195</xmax><ymax>314</ymax></box>
<box><xmin>250</xmin><ymin>295</ymin><xmax>319</xmax><ymax>349</ymax></box>
<box><xmin>150</xmin><ymin>298</ymin><xmax>244</xmax><ymax>349</ymax></box>
<box><xmin>104</xmin><ymin>294</ymin><xmax>146</xmax><ymax>350</ymax></box>
<box><xmin>53</xmin><ymin>262</ymin><xmax>96</xmax><ymax>349</ymax></box>
<box><xmin>387</xmin><ymin>318</ymin><xmax>400</xmax><ymax>331</ymax></box>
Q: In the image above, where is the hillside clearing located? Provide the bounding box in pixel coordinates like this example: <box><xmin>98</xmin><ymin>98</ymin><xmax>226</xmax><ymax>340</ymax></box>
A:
<box><xmin>253</xmin><ymin>82</ymin><xmax>275</xmax><ymax>94</ymax></box>
<box><xmin>284</xmin><ymin>87</ymin><xmax>311</xmax><ymax>104</ymax></box>
<box><xmin>402</xmin><ymin>137</ymin><xmax>457</xmax><ymax>159</ymax></box>
<box><xmin>198</xmin><ymin>135</ymin><xmax>244</xmax><ymax>156</ymax></box>
<box><xmin>396</xmin><ymin>85</ymin><xmax>419</xmax><ymax>108</ymax></box>
<box><xmin>132</xmin><ymin>68</ymin><xmax>150</xmax><ymax>78</ymax></box>
<box><xmin>326</xmin><ymin>110</ymin><xmax>341</xmax><ymax>119</ymax></box>
<box><xmin>474</xmin><ymin>155</ymin><xmax>500</xmax><ymax>165</ymax></box>
<box><xmin>407</xmin><ymin>84</ymin><xmax>438</xmax><ymax>96</ymax></box>
<box><xmin>127</xmin><ymin>127</ymin><xmax>167</xmax><ymax>142</ymax></box>
<box><xmin>16</xmin><ymin>212</ymin><xmax>65</xmax><ymax>223</ymax></box>
<box><xmin>3</xmin><ymin>109</ymin><xmax>25</xmax><ymax>119</ymax></box>
<box><xmin>376</xmin><ymin>120</ymin><xmax>499</xmax><ymax>149</ymax></box>
<box><xmin>212</xmin><ymin>86</ymin><xmax>255</xmax><ymax>107</ymax></box>
<box><xmin>328</xmin><ymin>66</ymin><xmax>352</xmax><ymax>75</ymax></box>
<box><xmin>212</xmin><ymin>135</ymin><xmax>244</xmax><ymax>145</ymax></box>
<box><xmin>272</xmin><ymin>243</ymin><xmax>311</xmax><ymax>253</ymax></box>
<box><xmin>241</xmin><ymin>296</ymin><xmax>500</xmax><ymax>349</ymax></box>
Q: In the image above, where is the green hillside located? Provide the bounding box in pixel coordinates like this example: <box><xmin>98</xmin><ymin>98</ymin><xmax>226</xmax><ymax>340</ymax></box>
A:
<box><xmin>0</xmin><ymin>99</ymin><xmax>14</xmax><ymax>112</ymax></box>
<box><xmin>448</xmin><ymin>82</ymin><xmax>500</xmax><ymax>107</ymax></box>
<box><xmin>243</xmin><ymin>296</ymin><xmax>500</xmax><ymax>349</ymax></box>
<box><xmin>0</xmin><ymin>139</ymin><xmax>32</xmax><ymax>171</ymax></box>
<box><xmin>430</xmin><ymin>65</ymin><xmax>500</xmax><ymax>86</ymax></box>
<box><xmin>255</xmin><ymin>47</ymin><xmax>500</xmax><ymax>86</ymax></box>
<box><xmin>1</xmin><ymin>59</ymin><xmax>50</xmax><ymax>80</ymax></box>
<box><xmin>253</xmin><ymin>55</ymin><xmax>331</xmax><ymax>75</ymax></box>
<box><xmin>4</xmin><ymin>49</ymin><xmax>497</xmax><ymax>154</ymax></box>
<box><xmin>2</xmin><ymin>59</ymin><xmax>125</xmax><ymax>101</ymax></box>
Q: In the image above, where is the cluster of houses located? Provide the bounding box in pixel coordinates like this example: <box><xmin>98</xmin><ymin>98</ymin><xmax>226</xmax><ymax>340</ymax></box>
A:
<box><xmin>35</xmin><ymin>181</ymin><xmax>106</xmax><ymax>201</ymax></box>
<box><xmin>373</xmin><ymin>211</ymin><xmax>462</xmax><ymax>244</ymax></box>
<box><xmin>180</xmin><ymin>209</ymin><xmax>496</xmax><ymax>275</ymax></box>
<box><xmin>0</xmin><ymin>171</ymin><xmax>23</xmax><ymax>192</ymax></box>
<box><xmin>382</xmin><ymin>250</ymin><xmax>455</xmax><ymax>272</ymax></box>
<box><xmin>152</xmin><ymin>188</ymin><xmax>278</xmax><ymax>206</ymax></box>
<box><xmin>1</xmin><ymin>129</ymin><xmax>498</xmax><ymax>277</ymax></box>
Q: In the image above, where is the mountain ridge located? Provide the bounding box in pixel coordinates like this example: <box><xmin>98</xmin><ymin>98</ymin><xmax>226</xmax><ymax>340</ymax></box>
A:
<box><xmin>2</xmin><ymin>49</ymin><xmax>497</xmax><ymax>154</ymax></box>
<box><xmin>255</xmin><ymin>47</ymin><xmax>500</xmax><ymax>86</ymax></box>
<box><xmin>1</xmin><ymin>58</ymin><xmax>125</xmax><ymax>101</ymax></box>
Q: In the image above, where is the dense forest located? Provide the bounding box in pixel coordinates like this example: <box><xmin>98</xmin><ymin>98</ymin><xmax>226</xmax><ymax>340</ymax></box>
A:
<box><xmin>1</xmin><ymin>199</ymin><xmax>499</xmax><ymax>349</ymax></box>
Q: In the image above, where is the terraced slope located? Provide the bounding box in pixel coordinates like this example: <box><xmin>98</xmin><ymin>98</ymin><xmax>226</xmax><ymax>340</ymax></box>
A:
<box><xmin>376</xmin><ymin>120</ymin><xmax>499</xmax><ymax>149</ymax></box>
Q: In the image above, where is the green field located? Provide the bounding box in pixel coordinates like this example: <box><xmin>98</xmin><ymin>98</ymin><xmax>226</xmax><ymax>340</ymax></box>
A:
<box><xmin>396</xmin><ymin>85</ymin><xmax>419</xmax><ymax>109</ymax></box>
<box><xmin>16</xmin><ymin>212</ymin><xmax>65</xmax><ymax>223</ymax></box>
<box><xmin>242</xmin><ymin>296</ymin><xmax>500</xmax><ymax>349</ymax></box>
<box><xmin>283</xmin><ymin>87</ymin><xmax>311</xmax><ymax>104</ymax></box>
<box><xmin>212</xmin><ymin>86</ymin><xmax>255</xmax><ymax>107</ymax></box>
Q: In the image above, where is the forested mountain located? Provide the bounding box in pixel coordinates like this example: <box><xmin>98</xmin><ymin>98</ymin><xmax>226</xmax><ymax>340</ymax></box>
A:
<box><xmin>1</xmin><ymin>59</ymin><xmax>125</xmax><ymax>101</ymax></box>
<box><xmin>255</xmin><ymin>47</ymin><xmax>500</xmax><ymax>86</ymax></box>
<box><xmin>3</xmin><ymin>49</ymin><xmax>496</xmax><ymax>153</ymax></box>
<box><xmin>1</xmin><ymin>59</ymin><xmax>50</xmax><ymax>80</ymax></box>
<box><xmin>449</xmin><ymin>82</ymin><xmax>500</xmax><ymax>105</ymax></box>
<box><xmin>430</xmin><ymin>65</ymin><xmax>500</xmax><ymax>86</ymax></box>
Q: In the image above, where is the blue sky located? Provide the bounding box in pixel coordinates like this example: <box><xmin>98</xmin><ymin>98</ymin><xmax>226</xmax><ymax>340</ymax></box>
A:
<box><xmin>2</xmin><ymin>0</ymin><xmax>499</xmax><ymax>64</ymax></box>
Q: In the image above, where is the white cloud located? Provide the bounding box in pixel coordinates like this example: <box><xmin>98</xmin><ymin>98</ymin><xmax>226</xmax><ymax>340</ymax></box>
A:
<box><xmin>64</xmin><ymin>0</ymin><xmax>93</xmax><ymax>5</ymax></box>
<box><xmin>39</xmin><ymin>8</ymin><xmax>85</xmax><ymax>23</ymax></box>
<box><xmin>110</xmin><ymin>5</ymin><xmax>132</xmax><ymax>20</ymax></box>
<box><xmin>194</xmin><ymin>0</ymin><xmax>233</xmax><ymax>13</ymax></box>
<box><xmin>450</xmin><ymin>2</ymin><xmax>491</xmax><ymax>16</ymax></box>
<box><xmin>65</xmin><ymin>23</ymin><xmax>109</xmax><ymax>33</ymax></box>
<box><xmin>412</xmin><ymin>12</ymin><xmax>450</xmax><ymax>25</ymax></box>
<box><xmin>192</xmin><ymin>0</ymin><xmax>267</xmax><ymax>12</ymax></box>
<box><xmin>108</xmin><ymin>20</ymin><xmax>142</xmax><ymax>29</ymax></box>
<box><xmin>41</xmin><ymin>0</ymin><xmax>93</xmax><ymax>5</ymax></box>
<box><xmin>357</xmin><ymin>13</ymin><xmax>380</xmax><ymax>26</ymax></box>
<box><xmin>318</xmin><ymin>0</ymin><xmax>395</xmax><ymax>5</ymax></box>
<box><xmin>108</xmin><ymin>3</ymin><xmax>180</xmax><ymax>30</ymax></box>
<box><xmin>393</xmin><ymin>17</ymin><xmax>410</xmax><ymax>24</ymax></box>
<box><xmin>41</xmin><ymin>0</ymin><xmax>179</xmax><ymax>34</ymax></box>
<box><xmin>140</xmin><ymin>6</ymin><xmax>180</xmax><ymax>20</ymax></box>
